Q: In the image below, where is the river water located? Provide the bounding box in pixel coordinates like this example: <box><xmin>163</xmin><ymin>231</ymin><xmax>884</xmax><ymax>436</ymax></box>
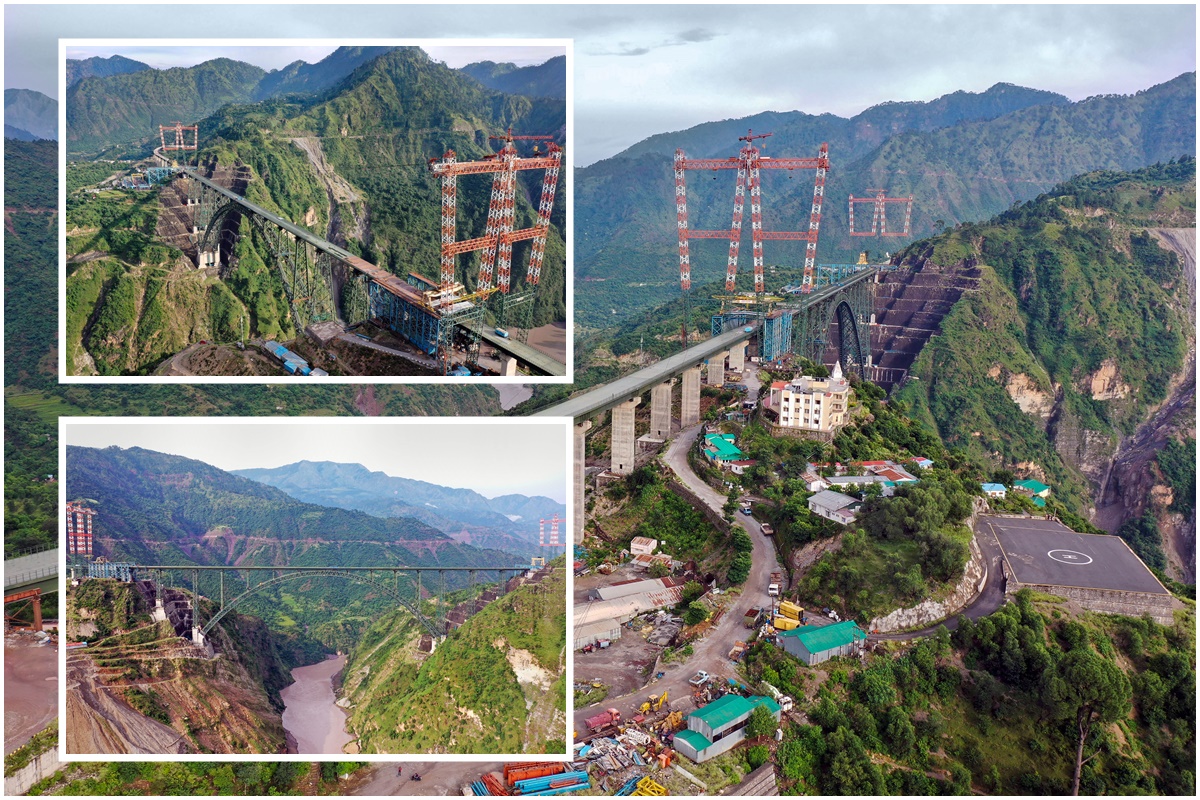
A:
<box><xmin>280</xmin><ymin>654</ymin><xmax>354</xmax><ymax>755</ymax></box>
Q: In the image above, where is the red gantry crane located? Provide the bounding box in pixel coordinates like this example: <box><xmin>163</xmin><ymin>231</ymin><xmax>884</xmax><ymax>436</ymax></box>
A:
<box><xmin>428</xmin><ymin>131</ymin><xmax>562</xmax><ymax>295</ymax></box>
<box><xmin>159</xmin><ymin>121</ymin><xmax>198</xmax><ymax>151</ymax></box>
<box><xmin>539</xmin><ymin>514</ymin><xmax>564</xmax><ymax>548</ymax></box>
<box><xmin>674</xmin><ymin>131</ymin><xmax>829</xmax><ymax>295</ymax></box>
<box><xmin>848</xmin><ymin>188</ymin><xmax>914</xmax><ymax>237</ymax></box>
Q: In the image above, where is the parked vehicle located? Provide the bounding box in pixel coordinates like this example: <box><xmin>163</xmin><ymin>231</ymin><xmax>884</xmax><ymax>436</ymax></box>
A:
<box><xmin>688</xmin><ymin>670</ymin><xmax>711</xmax><ymax>686</ymax></box>
<box><xmin>760</xmin><ymin>523</ymin><xmax>774</xmax><ymax>535</ymax></box>
<box><xmin>585</xmin><ymin>708</ymin><xmax>622</xmax><ymax>732</ymax></box>
<box><xmin>768</xmin><ymin>571</ymin><xmax>782</xmax><ymax>597</ymax></box>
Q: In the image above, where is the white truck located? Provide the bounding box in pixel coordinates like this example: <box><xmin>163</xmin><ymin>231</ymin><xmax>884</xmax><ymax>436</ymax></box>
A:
<box><xmin>768</xmin><ymin>571</ymin><xmax>782</xmax><ymax>598</ymax></box>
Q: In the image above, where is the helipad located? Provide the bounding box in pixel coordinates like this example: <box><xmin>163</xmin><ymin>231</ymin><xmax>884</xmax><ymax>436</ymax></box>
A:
<box><xmin>982</xmin><ymin>517</ymin><xmax>1169</xmax><ymax>596</ymax></box>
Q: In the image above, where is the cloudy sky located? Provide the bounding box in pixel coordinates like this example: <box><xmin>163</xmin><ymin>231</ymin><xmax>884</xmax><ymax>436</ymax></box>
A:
<box><xmin>6</xmin><ymin>4</ymin><xmax>1194</xmax><ymax>165</ymax></box>
<box><xmin>62</xmin><ymin>419</ymin><xmax>570</xmax><ymax>503</ymax></box>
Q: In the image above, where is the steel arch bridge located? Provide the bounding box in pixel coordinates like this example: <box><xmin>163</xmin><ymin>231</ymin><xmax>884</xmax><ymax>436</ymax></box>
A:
<box><xmin>134</xmin><ymin>564</ymin><xmax>528</xmax><ymax>644</ymax></box>
<box><xmin>156</xmin><ymin>161</ymin><xmax>565</xmax><ymax>376</ymax></box>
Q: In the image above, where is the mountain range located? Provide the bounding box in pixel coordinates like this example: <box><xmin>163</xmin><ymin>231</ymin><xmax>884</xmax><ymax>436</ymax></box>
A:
<box><xmin>576</xmin><ymin>73</ymin><xmax>1196</xmax><ymax>326</ymax></box>
<box><xmin>462</xmin><ymin>55</ymin><xmax>567</xmax><ymax>99</ymax></box>
<box><xmin>66</xmin><ymin>54</ymin><xmax>151</xmax><ymax>87</ymax></box>
<box><xmin>63</xmin><ymin>46</ymin><xmax>567</xmax><ymax>157</ymax></box>
<box><xmin>4</xmin><ymin>88</ymin><xmax>57</xmax><ymax>140</ymax></box>
<box><xmin>233</xmin><ymin>460</ymin><xmax>566</xmax><ymax>556</ymax></box>
<box><xmin>65</xmin><ymin>445</ymin><xmax>522</xmax><ymax>568</ymax></box>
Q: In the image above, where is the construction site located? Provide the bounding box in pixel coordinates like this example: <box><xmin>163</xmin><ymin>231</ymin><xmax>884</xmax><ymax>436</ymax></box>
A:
<box><xmin>71</xmin><ymin>119</ymin><xmax>567</xmax><ymax>378</ymax></box>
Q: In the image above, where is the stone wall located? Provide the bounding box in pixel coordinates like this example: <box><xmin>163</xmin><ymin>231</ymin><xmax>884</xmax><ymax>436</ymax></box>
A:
<box><xmin>1006</xmin><ymin>582</ymin><xmax>1175</xmax><ymax>626</ymax></box>
<box><xmin>868</xmin><ymin>535</ymin><xmax>985</xmax><ymax>633</ymax></box>
<box><xmin>5</xmin><ymin>748</ymin><xmax>60</xmax><ymax>796</ymax></box>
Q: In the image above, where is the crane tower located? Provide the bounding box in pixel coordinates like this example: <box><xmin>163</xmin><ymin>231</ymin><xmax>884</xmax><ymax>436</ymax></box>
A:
<box><xmin>428</xmin><ymin>136</ymin><xmax>562</xmax><ymax>295</ymax></box>
<box><xmin>674</xmin><ymin>131</ymin><xmax>829</xmax><ymax>295</ymax></box>
<box><xmin>848</xmin><ymin>189</ymin><xmax>913</xmax><ymax>237</ymax></box>
<box><xmin>539</xmin><ymin>514</ymin><xmax>564</xmax><ymax>548</ymax></box>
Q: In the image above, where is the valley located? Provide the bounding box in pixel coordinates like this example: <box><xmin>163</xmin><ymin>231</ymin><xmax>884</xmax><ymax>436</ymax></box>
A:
<box><xmin>62</xmin><ymin>46</ymin><xmax>568</xmax><ymax>378</ymax></box>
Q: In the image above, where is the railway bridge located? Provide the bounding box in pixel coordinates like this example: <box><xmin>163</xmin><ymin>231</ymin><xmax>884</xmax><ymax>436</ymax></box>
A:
<box><xmin>151</xmin><ymin>154</ymin><xmax>564</xmax><ymax>376</ymax></box>
<box><xmin>4</xmin><ymin>547</ymin><xmax>58</xmax><ymax>631</ymax></box>
<box><xmin>85</xmin><ymin>561</ymin><xmax>532</xmax><ymax>652</ymax></box>
<box><xmin>535</xmin><ymin>266</ymin><xmax>879</xmax><ymax>541</ymax></box>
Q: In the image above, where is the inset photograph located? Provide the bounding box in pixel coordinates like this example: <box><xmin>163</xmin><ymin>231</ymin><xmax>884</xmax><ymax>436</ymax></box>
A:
<box><xmin>61</xmin><ymin>40</ymin><xmax>569</xmax><ymax>381</ymax></box>
<box><xmin>59</xmin><ymin>418</ymin><xmax>570</xmax><ymax>757</ymax></box>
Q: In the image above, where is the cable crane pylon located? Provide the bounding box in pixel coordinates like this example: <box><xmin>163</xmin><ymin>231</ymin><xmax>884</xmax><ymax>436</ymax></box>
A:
<box><xmin>849</xmin><ymin>189</ymin><xmax>914</xmax><ymax>237</ymax></box>
<box><xmin>428</xmin><ymin>134</ymin><xmax>562</xmax><ymax>343</ymax></box>
<box><xmin>674</xmin><ymin>131</ymin><xmax>828</xmax><ymax>297</ymax></box>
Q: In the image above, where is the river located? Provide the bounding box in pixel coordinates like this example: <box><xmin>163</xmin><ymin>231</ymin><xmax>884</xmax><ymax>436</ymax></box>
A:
<box><xmin>280</xmin><ymin>655</ymin><xmax>354</xmax><ymax>755</ymax></box>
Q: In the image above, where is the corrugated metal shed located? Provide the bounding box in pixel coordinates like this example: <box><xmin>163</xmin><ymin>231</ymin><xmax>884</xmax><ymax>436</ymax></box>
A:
<box><xmin>779</xmin><ymin>620</ymin><xmax>865</xmax><ymax>652</ymax></box>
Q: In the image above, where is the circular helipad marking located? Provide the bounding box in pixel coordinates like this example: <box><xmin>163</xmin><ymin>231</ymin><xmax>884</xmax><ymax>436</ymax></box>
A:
<box><xmin>1047</xmin><ymin>549</ymin><xmax>1093</xmax><ymax>565</ymax></box>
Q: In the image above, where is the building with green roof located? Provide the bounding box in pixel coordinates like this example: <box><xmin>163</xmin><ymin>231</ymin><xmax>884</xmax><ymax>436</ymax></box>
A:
<box><xmin>672</xmin><ymin>694</ymin><xmax>781</xmax><ymax>763</ymax></box>
<box><xmin>703</xmin><ymin>433</ymin><xmax>745</xmax><ymax>465</ymax></box>
<box><xmin>777</xmin><ymin>619</ymin><xmax>866</xmax><ymax>665</ymax></box>
<box><xmin>1013</xmin><ymin>479</ymin><xmax>1050</xmax><ymax>498</ymax></box>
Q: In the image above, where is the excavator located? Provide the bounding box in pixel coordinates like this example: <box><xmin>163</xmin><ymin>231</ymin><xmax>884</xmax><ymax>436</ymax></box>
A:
<box><xmin>638</xmin><ymin>690</ymin><xmax>669</xmax><ymax>714</ymax></box>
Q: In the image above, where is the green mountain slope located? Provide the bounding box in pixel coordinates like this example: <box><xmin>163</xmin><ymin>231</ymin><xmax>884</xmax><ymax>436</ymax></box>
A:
<box><xmin>894</xmin><ymin>159</ymin><xmax>1195</xmax><ymax>511</ymax></box>
<box><xmin>577</xmin><ymin>73</ymin><xmax>1195</xmax><ymax>327</ymax></box>
<box><xmin>65</xmin><ymin>445</ymin><xmax>524</xmax><ymax>650</ymax></box>
<box><xmin>67</xmin><ymin>58</ymin><xmax>268</xmax><ymax>156</ymax></box>
<box><xmin>341</xmin><ymin>563</ymin><xmax>566</xmax><ymax>754</ymax></box>
<box><xmin>461</xmin><ymin>56</ymin><xmax>567</xmax><ymax>99</ymax></box>
<box><xmin>4</xmin><ymin>88</ymin><xmax>57</xmax><ymax>140</ymax></box>
<box><xmin>66</xmin><ymin>55</ymin><xmax>151</xmax><ymax>87</ymax></box>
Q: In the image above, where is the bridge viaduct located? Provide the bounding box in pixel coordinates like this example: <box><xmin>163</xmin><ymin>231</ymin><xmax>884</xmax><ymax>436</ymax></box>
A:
<box><xmin>151</xmin><ymin>155</ymin><xmax>564</xmax><ymax>376</ymax></box>
<box><xmin>536</xmin><ymin>268</ymin><xmax>879</xmax><ymax>542</ymax></box>
<box><xmin>4</xmin><ymin>548</ymin><xmax>58</xmax><ymax>631</ymax></box>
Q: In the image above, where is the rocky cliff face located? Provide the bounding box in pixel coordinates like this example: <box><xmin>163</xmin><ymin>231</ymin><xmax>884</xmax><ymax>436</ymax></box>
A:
<box><xmin>1091</xmin><ymin>228</ymin><xmax>1196</xmax><ymax>582</ymax></box>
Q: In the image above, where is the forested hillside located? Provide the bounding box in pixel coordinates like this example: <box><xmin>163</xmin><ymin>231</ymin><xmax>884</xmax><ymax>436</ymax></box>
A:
<box><xmin>577</xmin><ymin>73</ymin><xmax>1195</xmax><ymax>326</ymax></box>
<box><xmin>341</xmin><ymin>563</ymin><xmax>566</xmax><ymax>754</ymax></box>
<box><xmin>65</xmin><ymin>445</ymin><xmax>522</xmax><ymax>650</ymax></box>
<box><xmin>895</xmin><ymin>159</ymin><xmax>1195</xmax><ymax>572</ymax></box>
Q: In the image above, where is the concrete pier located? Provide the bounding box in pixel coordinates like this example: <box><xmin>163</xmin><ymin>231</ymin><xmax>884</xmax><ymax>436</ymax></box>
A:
<box><xmin>682</xmin><ymin>367</ymin><xmax>701</xmax><ymax>427</ymax></box>
<box><xmin>705</xmin><ymin>352</ymin><xmax>726</xmax><ymax>384</ymax></box>
<box><xmin>611</xmin><ymin>398</ymin><xmax>641</xmax><ymax>475</ymax></box>
<box><xmin>650</xmin><ymin>380</ymin><xmax>673</xmax><ymax>440</ymax></box>
<box><xmin>574</xmin><ymin>420</ymin><xmax>592</xmax><ymax>543</ymax></box>
<box><xmin>728</xmin><ymin>343</ymin><xmax>745</xmax><ymax>372</ymax></box>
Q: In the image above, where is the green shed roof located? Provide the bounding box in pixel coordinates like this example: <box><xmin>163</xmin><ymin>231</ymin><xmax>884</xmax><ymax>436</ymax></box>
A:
<box><xmin>1032</xmin><ymin>496</ymin><xmax>1046</xmax><ymax>508</ymax></box>
<box><xmin>778</xmin><ymin>620</ymin><xmax>865</xmax><ymax>653</ymax></box>
<box><xmin>674</xmin><ymin>729</ymin><xmax>712</xmax><ymax>752</ymax></box>
<box><xmin>691</xmin><ymin>694</ymin><xmax>781</xmax><ymax>730</ymax></box>
<box><xmin>1014</xmin><ymin>479</ymin><xmax>1050</xmax><ymax>493</ymax></box>
<box><xmin>704</xmin><ymin>435</ymin><xmax>744</xmax><ymax>460</ymax></box>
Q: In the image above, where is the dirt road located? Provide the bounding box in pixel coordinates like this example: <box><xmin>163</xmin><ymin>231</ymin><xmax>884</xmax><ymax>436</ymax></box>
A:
<box><xmin>348</xmin><ymin>760</ymin><xmax>506</xmax><ymax>796</ymax></box>
<box><xmin>572</xmin><ymin>420</ymin><xmax>781</xmax><ymax>734</ymax></box>
<box><xmin>4</xmin><ymin>633</ymin><xmax>58</xmax><ymax>754</ymax></box>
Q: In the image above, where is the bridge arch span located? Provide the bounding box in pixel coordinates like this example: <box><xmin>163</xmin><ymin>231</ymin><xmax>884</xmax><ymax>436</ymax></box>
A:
<box><xmin>821</xmin><ymin>293</ymin><xmax>866</xmax><ymax>377</ymax></box>
<box><xmin>199</xmin><ymin>569</ymin><xmax>441</xmax><ymax>640</ymax></box>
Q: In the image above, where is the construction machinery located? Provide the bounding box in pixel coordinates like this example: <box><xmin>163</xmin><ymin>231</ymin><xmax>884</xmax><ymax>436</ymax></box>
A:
<box><xmin>638</xmin><ymin>690</ymin><xmax>669</xmax><ymax>714</ymax></box>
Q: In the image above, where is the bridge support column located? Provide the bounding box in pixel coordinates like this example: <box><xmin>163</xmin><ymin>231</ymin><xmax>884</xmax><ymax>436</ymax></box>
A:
<box><xmin>499</xmin><ymin>354</ymin><xmax>519</xmax><ymax>376</ymax></box>
<box><xmin>706</xmin><ymin>352</ymin><xmax>727</xmax><ymax>385</ymax></box>
<box><xmin>31</xmin><ymin>595</ymin><xmax>42</xmax><ymax>632</ymax></box>
<box><xmin>682</xmin><ymin>367</ymin><xmax>701</xmax><ymax>428</ymax></box>
<box><xmin>650</xmin><ymin>380</ymin><xmax>673</xmax><ymax>440</ymax></box>
<box><xmin>728</xmin><ymin>343</ymin><xmax>745</xmax><ymax>372</ymax></box>
<box><xmin>574</xmin><ymin>420</ymin><xmax>592</xmax><ymax>544</ymax></box>
<box><xmin>611</xmin><ymin>397</ymin><xmax>641</xmax><ymax>475</ymax></box>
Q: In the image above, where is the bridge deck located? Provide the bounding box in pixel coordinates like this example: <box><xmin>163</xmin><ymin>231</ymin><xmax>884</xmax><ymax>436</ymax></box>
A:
<box><xmin>4</xmin><ymin>549</ymin><xmax>59</xmax><ymax>595</ymax></box>
<box><xmin>463</xmin><ymin>321</ymin><xmax>567</xmax><ymax>377</ymax></box>
<box><xmin>535</xmin><ymin>268</ymin><xmax>876</xmax><ymax>419</ymax></box>
<box><xmin>186</xmin><ymin>170</ymin><xmax>566</xmax><ymax>375</ymax></box>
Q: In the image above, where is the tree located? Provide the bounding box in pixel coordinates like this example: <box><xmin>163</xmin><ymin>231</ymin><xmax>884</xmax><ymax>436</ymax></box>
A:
<box><xmin>682</xmin><ymin>601</ymin><xmax>709</xmax><ymax>626</ymax></box>
<box><xmin>744</xmin><ymin>704</ymin><xmax>777</xmax><ymax>740</ymax></box>
<box><xmin>1049</xmin><ymin>649</ymin><xmax>1133</xmax><ymax>795</ymax></box>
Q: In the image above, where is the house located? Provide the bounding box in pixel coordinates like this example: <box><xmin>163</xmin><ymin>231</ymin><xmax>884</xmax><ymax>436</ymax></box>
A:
<box><xmin>729</xmin><ymin>459</ymin><xmax>758</xmax><ymax>476</ymax></box>
<box><xmin>629</xmin><ymin>536</ymin><xmax>657</xmax><ymax>556</ymax></box>
<box><xmin>913</xmin><ymin>457</ymin><xmax>934</xmax><ymax>470</ymax></box>
<box><xmin>703</xmin><ymin>434</ymin><xmax>745</xmax><ymax>467</ymax></box>
<box><xmin>767</xmin><ymin>362</ymin><xmax>851</xmax><ymax>433</ymax></box>
<box><xmin>799</xmin><ymin>468</ymin><xmax>828</xmax><ymax>492</ymax></box>
<box><xmin>672</xmin><ymin>694</ymin><xmax>782</xmax><ymax>763</ymax></box>
<box><xmin>860</xmin><ymin>461</ymin><xmax>919</xmax><ymax>483</ymax></box>
<box><xmin>981</xmin><ymin>483</ymin><xmax>1007</xmax><ymax>499</ymax></box>
<box><xmin>777</xmin><ymin>620</ymin><xmax>866</xmax><ymax>665</ymax></box>
<box><xmin>807</xmin><ymin>490</ymin><xmax>861</xmax><ymax>525</ymax></box>
<box><xmin>1014</xmin><ymin>479</ymin><xmax>1051</xmax><ymax>498</ymax></box>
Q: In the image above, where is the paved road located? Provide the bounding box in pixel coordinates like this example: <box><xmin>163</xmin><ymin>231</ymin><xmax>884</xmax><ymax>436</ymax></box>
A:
<box><xmin>572</xmin><ymin>414</ymin><xmax>781</xmax><ymax>735</ymax></box>
<box><xmin>867</xmin><ymin>515</ymin><xmax>1007</xmax><ymax>641</ymax></box>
